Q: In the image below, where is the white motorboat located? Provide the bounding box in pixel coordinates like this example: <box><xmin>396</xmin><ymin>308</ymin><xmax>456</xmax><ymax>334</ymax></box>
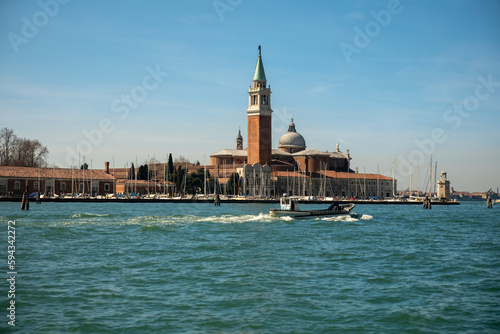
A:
<box><xmin>270</xmin><ymin>195</ymin><xmax>355</xmax><ymax>218</ymax></box>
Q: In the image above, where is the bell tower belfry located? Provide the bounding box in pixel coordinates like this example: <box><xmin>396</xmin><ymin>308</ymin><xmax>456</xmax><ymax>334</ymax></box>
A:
<box><xmin>247</xmin><ymin>46</ymin><xmax>273</xmax><ymax>166</ymax></box>
<box><xmin>236</xmin><ymin>129</ymin><xmax>243</xmax><ymax>150</ymax></box>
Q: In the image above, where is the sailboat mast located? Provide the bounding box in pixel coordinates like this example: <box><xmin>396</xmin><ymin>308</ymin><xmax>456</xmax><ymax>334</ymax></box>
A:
<box><xmin>434</xmin><ymin>161</ymin><xmax>438</xmax><ymax>195</ymax></box>
<box><xmin>71</xmin><ymin>159</ymin><xmax>74</xmax><ymax>196</ymax></box>
<box><xmin>204</xmin><ymin>156</ymin><xmax>207</xmax><ymax>197</ymax></box>
<box><xmin>154</xmin><ymin>154</ymin><xmax>157</xmax><ymax>195</ymax></box>
<box><xmin>428</xmin><ymin>155</ymin><xmax>433</xmax><ymax>197</ymax></box>
<box><xmin>83</xmin><ymin>156</ymin><xmax>85</xmax><ymax>196</ymax></box>
<box><xmin>417</xmin><ymin>163</ymin><xmax>420</xmax><ymax>196</ymax></box>
<box><xmin>392</xmin><ymin>155</ymin><xmax>396</xmax><ymax>197</ymax></box>
<box><xmin>364</xmin><ymin>166</ymin><xmax>366</xmax><ymax>199</ymax></box>
<box><xmin>409</xmin><ymin>159</ymin><xmax>413</xmax><ymax>197</ymax></box>
<box><xmin>183</xmin><ymin>162</ymin><xmax>187</xmax><ymax>196</ymax></box>
<box><xmin>377</xmin><ymin>165</ymin><xmax>380</xmax><ymax>198</ymax></box>
<box><xmin>113</xmin><ymin>157</ymin><xmax>116</xmax><ymax>196</ymax></box>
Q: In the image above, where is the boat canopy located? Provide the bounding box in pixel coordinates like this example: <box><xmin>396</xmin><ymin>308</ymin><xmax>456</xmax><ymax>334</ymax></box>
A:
<box><xmin>280</xmin><ymin>196</ymin><xmax>299</xmax><ymax>211</ymax></box>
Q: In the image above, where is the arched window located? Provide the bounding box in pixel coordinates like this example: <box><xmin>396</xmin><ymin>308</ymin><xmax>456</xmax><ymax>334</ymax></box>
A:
<box><xmin>14</xmin><ymin>181</ymin><xmax>21</xmax><ymax>190</ymax></box>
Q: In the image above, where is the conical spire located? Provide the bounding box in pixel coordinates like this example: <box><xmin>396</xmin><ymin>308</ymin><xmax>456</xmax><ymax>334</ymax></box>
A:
<box><xmin>253</xmin><ymin>46</ymin><xmax>266</xmax><ymax>81</ymax></box>
<box><xmin>236</xmin><ymin>128</ymin><xmax>243</xmax><ymax>150</ymax></box>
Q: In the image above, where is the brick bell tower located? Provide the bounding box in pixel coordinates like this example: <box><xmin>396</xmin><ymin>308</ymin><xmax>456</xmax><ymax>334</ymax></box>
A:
<box><xmin>247</xmin><ymin>46</ymin><xmax>273</xmax><ymax>165</ymax></box>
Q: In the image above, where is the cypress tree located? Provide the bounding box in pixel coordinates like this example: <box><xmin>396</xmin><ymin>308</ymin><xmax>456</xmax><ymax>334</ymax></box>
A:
<box><xmin>167</xmin><ymin>153</ymin><xmax>174</xmax><ymax>181</ymax></box>
<box><xmin>176</xmin><ymin>165</ymin><xmax>184</xmax><ymax>191</ymax></box>
<box><xmin>129</xmin><ymin>163</ymin><xmax>135</xmax><ymax>180</ymax></box>
<box><xmin>138</xmin><ymin>164</ymin><xmax>148</xmax><ymax>180</ymax></box>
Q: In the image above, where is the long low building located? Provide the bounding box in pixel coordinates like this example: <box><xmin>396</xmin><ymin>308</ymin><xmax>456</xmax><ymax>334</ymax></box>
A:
<box><xmin>0</xmin><ymin>164</ymin><xmax>115</xmax><ymax>197</ymax></box>
<box><xmin>272</xmin><ymin>170</ymin><xmax>396</xmax><ymax>199</ymax></box>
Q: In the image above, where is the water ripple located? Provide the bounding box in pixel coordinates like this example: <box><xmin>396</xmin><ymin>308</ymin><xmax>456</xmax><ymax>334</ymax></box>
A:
<box><xmin>2</xmin><ymin>201</ymin><xmax>498</xmax><ymax>333</ymax></box>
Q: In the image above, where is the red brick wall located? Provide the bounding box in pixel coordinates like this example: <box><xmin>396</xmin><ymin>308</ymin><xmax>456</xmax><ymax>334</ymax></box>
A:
<box><xmin>308</xmin><ymin>157</ymin><xmax>330</xmax><ymax>173</ymax></box>
<box><xmin>248</xmin><ymin>115</ymin><xmax>272</xmax><ymax>165</ymax></box>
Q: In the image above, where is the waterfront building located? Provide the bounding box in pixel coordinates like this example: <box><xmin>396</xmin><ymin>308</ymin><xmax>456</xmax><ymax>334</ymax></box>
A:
<box><xmin>0</xmin><ymin>163</ymin><xmax>115</xmax><ymax>197</ymax></box>
<box><xmin>272</xmin><ymin>170</ymin><xmax>395</xmax><ymax>198</ymax></box>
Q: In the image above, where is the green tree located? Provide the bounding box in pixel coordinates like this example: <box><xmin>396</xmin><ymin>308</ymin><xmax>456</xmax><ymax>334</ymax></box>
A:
<box><xmin>176</xmin><ymin>165</ymin><xmax>185</xmax><ymax>193</ymax></box>
<box><xmin>167</xmin><ymin>153</ymin><xmax>174</xmax><ymax>181</ymax></box>
<box><xmin>184</xmin><ymin>168</ymin><xmax>206</xmax><ymax>194</ymax></box>
<box><xmin>128</xmin><ymin>163</ymin><xmax>135</xmax><ymax>180</ymax></box>
<box><xmin>138</xmin><ymin>164</ymin><xmax>148</xmax><ymax>180</ymax></box>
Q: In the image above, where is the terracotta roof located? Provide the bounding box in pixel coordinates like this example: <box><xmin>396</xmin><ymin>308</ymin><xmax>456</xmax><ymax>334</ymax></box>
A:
<box><xmin>319</xmin><ymin>170</ymin><xmax>395</xmax><ymax>181</ymax></box>
<box><xmin>272</xmin><ymin>171</ymin><xmax>306</xmax><ymax>178</ymax></box>
<box><xmin>116</xmin><ymin>179</ymin><xmax>175</xmax><ymax>186</ymax></box>
<box><xmin>0</xmin><ymin>166</ymin><xmax>115</xmax><ymax>180</ymax></box>
<box><xmin>271</xmin><ymin>169</ymin><xmax>395</xmax><ymax>181</ymax></box>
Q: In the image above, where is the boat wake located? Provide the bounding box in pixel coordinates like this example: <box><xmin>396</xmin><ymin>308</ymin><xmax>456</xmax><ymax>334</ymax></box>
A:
<box><xmin>196</xmin><ymin>212</ymin><xmax>274</xmax><ymax>224</ymax></box>
<box><xmin>70</xmin><ymin>212</ymin><xmax>116</xmax><ymax>219</ymax></box>
<box><xmin>61</xmin><ymin>211</ymin><xmax>373</xmax><ymax>228</ymax></box>
<box><xmin>317</xmin><ymin>213</ymin><xmax>373</xmax><ymax>222</ymax></box>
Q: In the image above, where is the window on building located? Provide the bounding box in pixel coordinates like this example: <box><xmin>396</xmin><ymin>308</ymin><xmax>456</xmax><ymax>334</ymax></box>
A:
<box><xmin>79</xmin><ymin>183</ymin><xmax>84</xmax><ymax>192</ymax></box>
<box><xmin>60</xmin><ymin>182</ymin><xmax>66</xmax><ymax>191</ymax></box>
<box><xmin>104</xmin><ymin>183</ymin><xmax>110</xmax><ymax>192</ymax></box>
<box><xmin>253</xmin><ymin>95</ymin><xmax>257</xmax><ymax>105</ymax></box>
<box><xmin>14</xmin><ymin>181</ymin><xmax>21</xmax><ymax>190</ymax></box>
<box><xmin>34</xmin><ymin>182</ymin><xmax>39</xmax><ymax>190</ymax></box>
<box><xmin>262</xmin><ymin>95</ymin><xmax>267</xmax><ymax>105</ymax></box>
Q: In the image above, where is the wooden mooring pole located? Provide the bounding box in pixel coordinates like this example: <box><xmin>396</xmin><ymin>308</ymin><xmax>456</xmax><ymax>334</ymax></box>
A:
<box><xmin>21</xmin><ymin>186</ymin><xmax>29</xmax><ymax>210</ymax></box>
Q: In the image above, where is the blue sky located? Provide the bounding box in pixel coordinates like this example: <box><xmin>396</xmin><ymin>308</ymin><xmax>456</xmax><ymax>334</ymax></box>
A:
<box><xmin>1</xmin><ymin>0</ymin><xmax>499</xmax><ymax>192</ymax></box>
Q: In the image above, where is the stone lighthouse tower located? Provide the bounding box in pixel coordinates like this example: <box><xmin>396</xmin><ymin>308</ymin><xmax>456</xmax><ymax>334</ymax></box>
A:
<box><xmin>437</xmin><ymin>171</ymin><xmax>451</xmax><ymax>200</ymax></box>
<box><xmin>247</xmin><ymin>46</ymin><xmax>273</xmax><ymax>166</ymax></box>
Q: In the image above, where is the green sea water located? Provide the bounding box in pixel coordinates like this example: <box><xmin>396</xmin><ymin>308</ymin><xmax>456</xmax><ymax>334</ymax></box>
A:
<box><xmin>1</xmin><ymin>201</ymin><xmax>499</xmax><ymax>333</ymax></box>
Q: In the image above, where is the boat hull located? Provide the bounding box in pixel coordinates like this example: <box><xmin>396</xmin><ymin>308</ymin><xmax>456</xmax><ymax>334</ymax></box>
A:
<box><xmin>270</xmin><ymin>204</ymin><xmax>355</xmax><ymax>218</ymax></box>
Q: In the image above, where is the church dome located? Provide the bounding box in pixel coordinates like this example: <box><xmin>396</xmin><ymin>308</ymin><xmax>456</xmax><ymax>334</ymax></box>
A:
<box><xmin>278</xmin><ymin>119</ymin><xmax>306</xmax><ymax>153</ymax></box>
